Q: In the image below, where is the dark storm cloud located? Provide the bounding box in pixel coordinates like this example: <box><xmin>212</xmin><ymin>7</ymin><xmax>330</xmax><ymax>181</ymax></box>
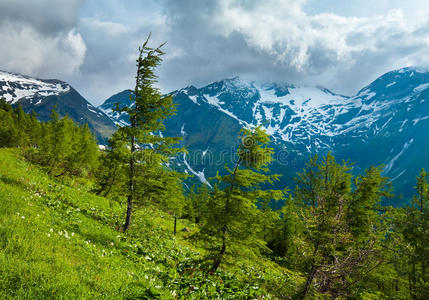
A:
<box><xmin>0</xmin><ymin>0</ymin><xmax>83</xmax><ymax>35</ymax></box>
<box><xmin>0</xmin><ymin>0</ymin><xmax>86</xmax><ymax>79</ymax></box>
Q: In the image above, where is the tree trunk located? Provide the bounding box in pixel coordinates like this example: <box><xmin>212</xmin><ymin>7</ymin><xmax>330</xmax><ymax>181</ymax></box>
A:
<box><xmin>123</xmin><ymin>195</ymin><xmax>132</xmax><ymax>231</ymax></box>
<box><xmin>301</xmin><ymin>264</ymin><xmax>317</xmax><ymax>299</ymax></box>
<box><xmin>210</xmin><ymin>233</ymin><xmax>226</xmax><ymax>274</ymax></box>
<box><xmin>263</xmin><ymin>224</ymin><xmax>266</xmax><ymax>242</ymax></box>
<box><xmin>209</xmin><ymin>159</ymin><xmax>241</xmax><ymax>274</ymax></box>
<box><xmin>301</xmin><ymin>243</ymin><xmax>320</xmax><ymax>299</ymax></box>
<box><xmin>409</xmin><ymin>260</ymin><xmax>417</xmax><ymax>300</ymax></box>
<box><xmin>123</xmin><ymin>117</ymin><xmax>136</xmax><ymax>232</ymax></box>
<box><xmin>174</xmin><ymin>216</ymin><xmax>177</xmax><ymax>235</ymax></box>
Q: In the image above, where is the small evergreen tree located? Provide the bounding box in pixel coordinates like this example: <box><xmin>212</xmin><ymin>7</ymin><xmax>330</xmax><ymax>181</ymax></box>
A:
<box><xmin>268</xmin><ymin>194</ymin><xmax>303</xmax><ymax>267</ymax></box>
<box><xmin>402</xmin><ymin>169</ymin><xmax>429</xmax><ymax>298</ymax></box>
<box><xmin>194</xmin><ymin>127</ymin><xmax>282</xmax><ymax>273</ymax></box>
<box><xmin>186</xmin><ymin>184</ymin><xmax>211</xmax><ymax>224</ymax></box>
<box><xmin>95</xmin><ymin>131</ymin><xmax>129</xmax><ymax>198</ymax></box>
<box><xmin>295</xmin><ymin>154</ymin><xmax>390</xmax><ymax>298</ymax></box>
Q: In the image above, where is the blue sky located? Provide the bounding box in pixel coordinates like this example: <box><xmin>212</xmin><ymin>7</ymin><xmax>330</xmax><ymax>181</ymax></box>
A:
<box><xmin>1</xmin><ymin>0</ymin><xmax>429</xmax><ymax>105</ymax></box>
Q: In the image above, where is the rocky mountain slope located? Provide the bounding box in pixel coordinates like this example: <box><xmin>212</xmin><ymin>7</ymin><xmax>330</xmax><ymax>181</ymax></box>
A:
<box><xmin>100</xmin><ymin>67</ymin><xmax>429</xmax><ymax>204</ymax></box>
<box><xmin>0</xmin><ymin>71</ymin><xmax>116</xmax><ymax>142</ymax></box>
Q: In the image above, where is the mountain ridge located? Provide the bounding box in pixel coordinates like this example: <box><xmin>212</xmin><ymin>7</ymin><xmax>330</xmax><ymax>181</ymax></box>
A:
<box><xmin>100</xmin><ymin>67</ymin><xmax>429</xmax><ymax>204</ymax></box>
<box><xmin>0</xmin><ymin>70</ymin><xmax>116</xmax><ymax>142</ymax></box>
<box><xmin>1</xmin><ymin>67</ymin><xmax>427</xmax><ymax>204</ymax></box>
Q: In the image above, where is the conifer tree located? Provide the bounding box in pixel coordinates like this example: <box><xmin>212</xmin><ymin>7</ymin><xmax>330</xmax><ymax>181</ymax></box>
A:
<box><xmin>295</xmin><ymin>155</ymin><xmax>390</xmax><ymax>298</ymax></box>
<box><xmin>268</xmin><ymin>194</ymin><xmax>303</xmax><ymax>266</ymax></box>
<box><xmin>194</xmin><ymin>127</ymin><xmax>282</xmax><ymax>273</ymax></box>
<box><xmin>95</xmin><ymin>131</ymin><xmax>129</xmax><ymax>198</ymax></box>
<box><xmin>116</xmin><ymin>35</ymin><xmax>183</xmax><ymax>231</ymax></box>
<box><xmin>402</xmin><ymin>169</ymin><xmax>429</xmax><ymax>298</ymax></box>
<box><xmin>0</xmin><ymin>99</ymin><xmax>41</xmax><ymax>148</ymax></box>
<box><xmin>187</xmin><ymin>184</ymin><xmax>211</xmax><ymax>224</ymax></box>
<box><xmin>258</xmin><ymin>189</ymin><xmax>283</xmax><ymax>243</ymax></box>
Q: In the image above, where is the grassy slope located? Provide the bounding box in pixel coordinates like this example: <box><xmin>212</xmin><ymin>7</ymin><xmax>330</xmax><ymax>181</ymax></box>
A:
<box><xmin>0</xmin><ymin>149</ymin><xmax>301</xmax><ymax>299</ymax></box>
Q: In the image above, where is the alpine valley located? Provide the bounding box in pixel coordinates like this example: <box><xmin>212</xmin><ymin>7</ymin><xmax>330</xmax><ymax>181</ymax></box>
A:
<box><xmin>2</xmin><ymin>67</ymin><xmax>429</xmax><ymax>205</ymax></box>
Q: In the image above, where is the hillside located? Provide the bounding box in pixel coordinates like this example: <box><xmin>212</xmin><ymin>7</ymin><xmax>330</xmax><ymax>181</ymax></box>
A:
<box><xmin>0</xmin><ymin>149</ymin><xmax>299</xmax><ymax>299</ymax></box>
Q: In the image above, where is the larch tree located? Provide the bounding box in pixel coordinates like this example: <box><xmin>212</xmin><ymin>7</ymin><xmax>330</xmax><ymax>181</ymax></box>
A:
<box><xmin>295</xmin><ymin>154</ymin><xmax>390</xmax><ymax>298</ymax></box>
<box><xmin>194</xmin><ymin>127</ymin><xmax>282</xmax><ymax>273</ymax></box>
<box><xmin>402</xmin><ymin>169</ymin><xmax>429</xmax><ymax>298</ymax></box>
<box><xmin>116</xmin><ymin>35</ymin><xmax>183</xmax><ymax>231</ymax></box>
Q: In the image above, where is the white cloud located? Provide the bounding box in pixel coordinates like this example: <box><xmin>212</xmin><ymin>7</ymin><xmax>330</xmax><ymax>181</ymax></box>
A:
<box><xmin>206</xmin><ymin>1</ymin><xmax>423</xmax><ymax>71</ymax></box>
<box><xmin>81</xmin><ymin>18</ymin><xmax>130</xmax><ymax>37</ymax></box>
<box><xmin>0</xmin><ymin>22</ymin><xmax>86</xmax><ymax>77</ymax></box>
<box><xmin>159</xmin><ymin>0</ymin><xmax>429</xmax><ymax>96</ymax></box>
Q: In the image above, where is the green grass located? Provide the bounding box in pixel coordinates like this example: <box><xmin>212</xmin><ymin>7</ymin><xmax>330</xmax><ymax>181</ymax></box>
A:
<box><xmin>0</xmin><ymin>148</ymin><xmax>301</xmax><ymax>299</ymax></box>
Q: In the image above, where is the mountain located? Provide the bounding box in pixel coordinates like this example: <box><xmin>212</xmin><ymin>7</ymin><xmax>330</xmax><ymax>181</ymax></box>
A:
<box><xmin>99</xmin><ymin>67</ymin><xmax>429</xmax><ymax>205</ymax></box>
<box><xmin>0</xmin><ymin>70</ymin><xmax>116</xmax><ymax>142</ymax></box>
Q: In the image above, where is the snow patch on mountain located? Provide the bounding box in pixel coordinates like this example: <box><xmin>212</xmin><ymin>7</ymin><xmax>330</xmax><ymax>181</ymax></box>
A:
<box><xmin>384</xmin><ymin>139</ymin><xmax>414</xmax><ymax>173</ymax></box>
<box><xmin>413</xmin><ymin>83</ymin><xmax>429</xmax><ymax>93</ymax></box>
<box><xmin>182</xmin><ymin>153</ymin><xmax>211</xmax><ymax>187</ymax></box>
<box><xmin>0</xmin><ymin>71</ymin><xmax>70</xmax><ymax>104</ymax></box>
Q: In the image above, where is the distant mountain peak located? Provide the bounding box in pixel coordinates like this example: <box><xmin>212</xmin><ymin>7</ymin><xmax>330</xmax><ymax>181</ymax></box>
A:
<box><xmin>356</xmin><ymin>66</ymin><xmax>429</xmax><ymax>99</ymax></box>
<box><xmin>395</xmin><ymin>66</ymin><xmax>429</xmax><ymax>74</ymax></box>
<box><xmin>0</xmin><ymin>70</ymin><xmax>116</xmax><ymax>142</ymax></box>
<box><xmin>0</xmin><ymin>70</ymin><xmax>70</xmax><ymax>104</ymax></box>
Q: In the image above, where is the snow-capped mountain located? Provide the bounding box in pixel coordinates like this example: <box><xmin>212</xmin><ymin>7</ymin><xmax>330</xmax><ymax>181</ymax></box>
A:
<box><xmin>100</xmin><ymin>67</ymin><xmax>429</xmax><ymax>204</ymax></box>
<box><xmin>0</xmin><ymin>71</ymin><xmax>116</xmax><ymax>142</ymax></box>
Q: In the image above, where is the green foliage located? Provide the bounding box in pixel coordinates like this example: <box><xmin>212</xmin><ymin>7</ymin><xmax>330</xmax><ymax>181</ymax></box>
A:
<box><xmin>193</xmin><ymin>127</ymin><xmax>283</xmax><ymax>273</ymax></box>
<box><xmin>30</xmin><ymin>110</ymin><xmax>99</xmax><ymax>177</ymax></box>
<box><xmin>0</xmin><ymin>98</ymin><xmax>99</xmax><ymax>178</ymax></box>
<box><xmin>101</xmin><ymin>36</ymin><xmax>185</xmax><ymax>231</ymax></box>
<box><xmin>0</xmin><ymin>99</ymin><xmax>41</xmax><ymax>148</ymax></box>
<box><xmin>2</xmin><ymin>91</ymin><xmax>429</xmax><ymax>298</ymax></box>
<box><xmin>0</xmin><ymin>148</ymin><xmax>296</xmax><ymax>298</ymax></box>
<box><xmin>294</xmin><ymin>154</ymin><xmax>392</xmax><ymax>298</ymax></box>
<box><xmin>186</xmin><ymin>184</ymin><xmax>211</xmax><ymax>224</ymax></box>
<box><xmin>94</xmin><ymin>131</ymin><xmax>129</xmax><ymax>200</ymax></box>
<box><xmin>395</xmin><ymin>169</ymin><xmax>429</xmax><ymax>298</ymax></box>
<box><xmin>268</xmin><ymin>194</ymin><xmax>304</xmax><ymax>268</ymax></box>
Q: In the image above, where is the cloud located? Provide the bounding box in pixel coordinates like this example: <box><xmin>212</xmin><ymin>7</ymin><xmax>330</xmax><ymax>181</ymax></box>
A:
<box><xmin>67</xmin><ymin>8</ymin><xmax>167</xmax><ymax>103</ymax></box>
<box><xmin>0</xmin><ymin>0</ymin><xmax>86</xmax><ymax>78</ymax></box>
<box><xmin>0</xmin><ymin>22</ymin><xmax>86</xmax><ymax>77</ymax></box>
<box><xmin>1</xmin><ymin>0</ymin><xmax>429</xmax><ymax>104</ymax></box>
<box><xmin>0</xmin><ymin>0</ymin><xmax>83</xmax><ymax>35</ymax></box>
<box><xmin>159</xmin><ymin>0</ymin><xmax>429</xmax><ymax>95</ymax></box>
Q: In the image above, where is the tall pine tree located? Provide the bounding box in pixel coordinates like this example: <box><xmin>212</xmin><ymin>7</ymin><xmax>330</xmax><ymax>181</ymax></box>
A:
<box><xmin>117</xmin><ymin>35</ymin><xmax>183</xmax><ymax>231</ymax></box>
